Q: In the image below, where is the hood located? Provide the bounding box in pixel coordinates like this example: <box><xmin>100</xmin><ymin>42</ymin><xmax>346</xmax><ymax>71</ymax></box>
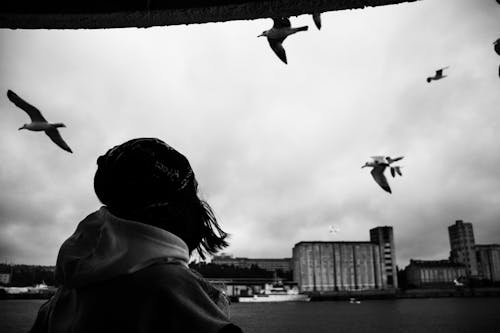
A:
<box><xmin>55</xmin><ymin>207</ymin><xmax>189</xmax><ymax>288</ymax></box>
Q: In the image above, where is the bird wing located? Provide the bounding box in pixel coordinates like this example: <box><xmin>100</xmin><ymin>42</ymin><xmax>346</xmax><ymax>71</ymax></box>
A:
<box><xmin>313</xmin><ymin>13</ymin><xmax>321</xmax><ymax>30</ymax></box>
<box><xmin>7</xmin><ymin>90</ymin><xmax>47</xmax><ymax>123</ymax></box>
<box><xmin>371</xmin><ymin>165</ymin><xmax>391</xmax><ymax>193</ymax></box>
<box><xmin>273</xmin><ymin>17</ymin><xmax>291</xmax><ymax>29</ymax></box>
<box><xmin>437</xmin><ymin>66</ymin><xmax>449</xmax><ymax>75</ymax></box>
<box><xmin>268</xmin><ymin>39</ymin><xmax>287</xmax><ymax>64</ymax></box>
<box><xmin>396</xmin><ymin>166</ymin><xmax>403</xmax><ymax>176</ymax></box>
<box><xmin>386</xmin><ymin>156</ymin><xmax>404</xmax><ymax>164</ymax></box>
<box><xmin>390</xmin><ymin>167</ymin><xmax>396</xmax><ymax>178</ymax></box>
<box><xmin>45</xmin><ymin>128</ymin><xmax>72</xmax><ymax>153</ymax></box>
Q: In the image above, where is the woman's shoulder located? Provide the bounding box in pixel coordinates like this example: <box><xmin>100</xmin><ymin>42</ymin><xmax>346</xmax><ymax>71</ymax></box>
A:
<box><xmin>132</xmin><ymin>262</ymin><xmax>194</xmax><ymax>284</ymax></box>
<box><xmin>130</xmin><ymin>262</ymin><xmax>212</xmax><ymax>294</ymax></box>
<box><xmin>132</xmin><ymin>262</ymin><xmax>229</xmax><ymax>311</ymax></box>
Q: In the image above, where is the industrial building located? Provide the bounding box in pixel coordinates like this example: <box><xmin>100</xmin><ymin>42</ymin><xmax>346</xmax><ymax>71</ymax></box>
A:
<box><xmin>370</xmin><ymin>226</ymin><xmax>398</xmax><ymax>288</ymax></box>
<box><xmin>403</xmin><ymin>221</ymin><xmax>500</xmax><ymax>286</ymax></box>
<box><xmin>475</xmin><ymin>244</ymin><xmax>500</xmax><ymax>282</ymax></box>
<box><xmin>448</xmin><ymin>220</ymin><xmax>478</xmax><ymax>276</ymax></box>
<box><xmin>405</xmin><ymin>260</ymin><xmax>466</xmax><ymax>288</ymax></box>
<box><xmin>292</xmin><ymin>226</ymin><xmax>397</xmax><ymax>292</ymax></box>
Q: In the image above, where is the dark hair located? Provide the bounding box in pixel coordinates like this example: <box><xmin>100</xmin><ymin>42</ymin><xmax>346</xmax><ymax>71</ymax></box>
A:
<box><xmin>94</xmin><ymin>138</ymin><xmax>228</xmax><ymax>259</ymax></box>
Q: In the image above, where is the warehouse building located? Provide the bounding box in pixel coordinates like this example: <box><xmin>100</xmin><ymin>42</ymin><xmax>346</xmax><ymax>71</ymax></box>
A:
<box><xmin>292</xmin><ymin>227</ymin><xmax>397</xmax><ymax>292</ymax></box>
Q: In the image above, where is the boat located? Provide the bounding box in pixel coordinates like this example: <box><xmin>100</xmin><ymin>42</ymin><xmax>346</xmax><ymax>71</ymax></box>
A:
<box><xmin>238</xmin><ymin>284</ymin><xmax>310</xmax><ymax>303</ymax></box>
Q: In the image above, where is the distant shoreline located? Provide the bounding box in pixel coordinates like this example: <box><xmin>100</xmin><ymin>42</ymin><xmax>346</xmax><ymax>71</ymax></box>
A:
<box><xmin>3</xmin><ymin>287</ymin><xmax>500</xmax><ymax>301</ymax></box>
<box><xmin>307</xmin><ymin>287</ymin><xmax>500</xmax><ymax>301</ymax></box>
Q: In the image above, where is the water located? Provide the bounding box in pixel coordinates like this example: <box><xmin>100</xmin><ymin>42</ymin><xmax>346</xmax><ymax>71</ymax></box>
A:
<box><xmin>2</xmin><ymin>298</ymin><xmax>500</xmax><ymax>333</ymax></box>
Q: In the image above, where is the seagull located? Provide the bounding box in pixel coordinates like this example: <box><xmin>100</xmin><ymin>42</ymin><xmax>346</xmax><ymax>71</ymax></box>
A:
<box><xmin>493</xmin><ymin>39</ymin><xmax>500</xmax><ymax>56</ymax></box>
<box><xmin>312</xmin><ymin>13</ymin><xmax>321</xmax><ymax>30</ymax></box>
<box><xmin>258</xmin><ymin>17</ymin><xmax>308</xmax><ymax>64</ymax></box>
<box><xmin>362</xmin><ymin>156</ymin><xmax>402</xmax><ymax>194</ymax></box>
<box><xmin>7</xmin><ymin>90</ymin><xmax>73</xmax><ymax>153</ymax></box>
<box><xmin>427</xmin><ymin>67</ymin><xmax>449</xmax><ymax>83</ymax></box>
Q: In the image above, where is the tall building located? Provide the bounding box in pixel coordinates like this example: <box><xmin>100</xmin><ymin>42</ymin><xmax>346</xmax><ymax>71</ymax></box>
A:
<box><xmin>448</xmin><ymin>220</ymin><xmax>478</xmax><ymax>276</ymax></box>
<box><xmin>405</xmin><ymin>260</ymin><xmax>466</xmax><ymax>288</ymax></box>
<box><xmin>292</xmin><ymin>226</ymin><xmax>397</xmax><ymax>292</ymax></box>
<box><xmin>370</xmin><ymin>226</ymin><xmax>398</xmax><ymax>288</ymax></box>
<box><xmin>475</xmin><ymin>244</ymin><xmax>500</xmax><ymax>282</ymax></box>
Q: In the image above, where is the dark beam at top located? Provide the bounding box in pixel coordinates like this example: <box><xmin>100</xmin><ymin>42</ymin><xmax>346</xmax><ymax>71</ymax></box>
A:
<box><xmin>0</xmin><ymin>0</ymin><xmax>420</xmax><ymax>30</ymax></box>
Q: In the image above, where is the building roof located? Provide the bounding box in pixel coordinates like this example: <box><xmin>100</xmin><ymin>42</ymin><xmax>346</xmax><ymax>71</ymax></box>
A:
<box><xmin>0</xmin><ymin>0</ymin><xmax>420</xmax><ymax>29</ymax></box>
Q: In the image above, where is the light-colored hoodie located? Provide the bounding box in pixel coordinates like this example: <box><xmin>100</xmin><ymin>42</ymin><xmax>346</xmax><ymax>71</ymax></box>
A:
<box><xmin>29</xmin><ymin>207</ymin><xmax>240</xmax><ymax>333</ymax></box>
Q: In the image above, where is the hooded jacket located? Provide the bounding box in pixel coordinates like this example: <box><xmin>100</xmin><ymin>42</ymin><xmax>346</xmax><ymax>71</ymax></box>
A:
<box><xmin>29</xmin><ymin>207</ymin><xmax>241</xmax><ymax>333</ymax></box>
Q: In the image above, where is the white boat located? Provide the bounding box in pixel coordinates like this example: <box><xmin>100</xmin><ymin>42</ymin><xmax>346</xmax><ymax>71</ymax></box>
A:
<box><xmin>238</xmin><ymin>284</ymin><xmax>310</xmax><ymax>303</ymax></box>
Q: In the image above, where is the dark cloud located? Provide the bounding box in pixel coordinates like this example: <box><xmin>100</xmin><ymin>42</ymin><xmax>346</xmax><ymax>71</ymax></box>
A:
<box><xmin>1</xmin><ymin>0</ymin><xmax>500</xmax><ymax>268</ymax></box>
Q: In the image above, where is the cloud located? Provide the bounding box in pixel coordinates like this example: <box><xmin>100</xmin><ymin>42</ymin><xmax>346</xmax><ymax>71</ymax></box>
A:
<box><xmin>0</xmin><ymin>0</ymin><xmax>500</xmax><ymax>268</ymax></box>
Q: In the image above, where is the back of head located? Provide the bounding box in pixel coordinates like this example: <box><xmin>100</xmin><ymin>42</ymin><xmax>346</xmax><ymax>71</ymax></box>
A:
<box><xmin>94</xmin><ymin>137</ymin><xmax>228</xmax><ymax>259</ymax></box>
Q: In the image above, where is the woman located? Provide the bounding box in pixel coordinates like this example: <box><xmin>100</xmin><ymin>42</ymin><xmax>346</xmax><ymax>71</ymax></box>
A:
<box><xmin>30</xmin><ymin>138</ymin><xmax>241</xmax><ymax>333</ymax></box>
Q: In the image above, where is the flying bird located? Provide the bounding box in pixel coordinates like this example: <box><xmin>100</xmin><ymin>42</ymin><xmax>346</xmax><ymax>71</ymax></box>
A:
<box><xmin>362</xmin><ymin>156</ymin><xmax>404</xmax><ymax>194</ymax></box>
<box><xmin>258</xmin><ymin>17</ymin><xmax>308</xmax><ymax>64</ymax></box>
<box><xmin>427</xmin><ymin>67</ymin><xmax>449</xmax><ymax>83</ymax></box>
<box><xmin>7</xmin><ymin>90</ymin><xmax>73</xmax><ymax>153</ymax></box>
<box><xmin>494</xmin><ymin>39</ymin><xmax>500</xmax><ymax>56</ymax></box>
<box><xmin>312</xmin><ymin>13</ymin><xmax>322</xmax><ymax>30</ymax></box>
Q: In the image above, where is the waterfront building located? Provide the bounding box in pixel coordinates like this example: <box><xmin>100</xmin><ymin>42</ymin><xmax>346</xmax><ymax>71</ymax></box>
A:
<box><xmin>404</xmin><ymin>259</ymin><xmax>466</xmax><ymax>288</ymax></box>
<box><xmin>211</xmin><ymin>255</ymin><xmax>292</xmax><ymax>272</ymax></box>
<box><xmin>370</xmin><ymin>226</ymin><xmax>398</xmax><ymax>288</ymax></box>
<box><xmin>448</xmin><ymin>220</ymin><xmax>478</xmax><ymax>276</ymax></box>
<box><xmin>475</xmin><ymin>244</ymin><xmax>500</xmax><ymax>282</ymax></box>
<box><xmin>292</xmin><ymin>226</ymin><xmax>397</xmax><ymax>292</ymax></box>
<box><xmin>208</xmin><ymin>278</ymin><xmax>299</xmax><ymax>297</ymax></box>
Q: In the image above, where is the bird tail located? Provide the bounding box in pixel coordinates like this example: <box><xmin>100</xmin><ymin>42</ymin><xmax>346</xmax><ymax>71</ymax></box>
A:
<box><xmin>53</xmin><ymin>123</ymin><xmax>66</xmax><ymax>128</ymax></box>
<box><xmin>296</xmin><ymin>26</ymin><xmax>309</xmax><ymax>32</ymax></box>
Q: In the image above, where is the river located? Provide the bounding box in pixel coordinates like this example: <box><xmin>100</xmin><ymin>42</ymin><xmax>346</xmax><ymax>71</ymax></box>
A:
<box><xmin>2</xmin><ymin>298</ymin><xmax>499</xmax><ymax>332</ymax></box>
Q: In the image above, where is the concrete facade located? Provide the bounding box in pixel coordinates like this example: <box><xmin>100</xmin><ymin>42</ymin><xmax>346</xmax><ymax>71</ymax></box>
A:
<box><xmin>292</xmin><ymin>226</ymin><xmax>397</xmax><ymax>292</ymax></box>
<box><xmin>475</xmin><ymin>244</ymin><xmax>500</xmax><ymax>282</ymax></box>
<box><xmin>370</xmin><ymin>226</ymin><xmax>398</xmax><ymax>288</ymax></box>
<box><xmin>448</xmin><ymin>220</ymin><xmax>478</xmax><ymax>276</ymax></box>
<box><xmin>293</xmin><ymin>242</ymin><xmax>384</xmax><ymax>292</ymax></box>
<box><xmin>405</xmin><ymin>260</ymin><xmax>466</xmax><ymax>288</ymax></box>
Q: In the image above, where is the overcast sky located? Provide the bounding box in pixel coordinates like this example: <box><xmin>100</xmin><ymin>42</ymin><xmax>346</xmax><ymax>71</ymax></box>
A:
<box><xmin>1</xmin><ymin>0</ymin><xmax>499</xmax><ymax>267</ymax></box>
